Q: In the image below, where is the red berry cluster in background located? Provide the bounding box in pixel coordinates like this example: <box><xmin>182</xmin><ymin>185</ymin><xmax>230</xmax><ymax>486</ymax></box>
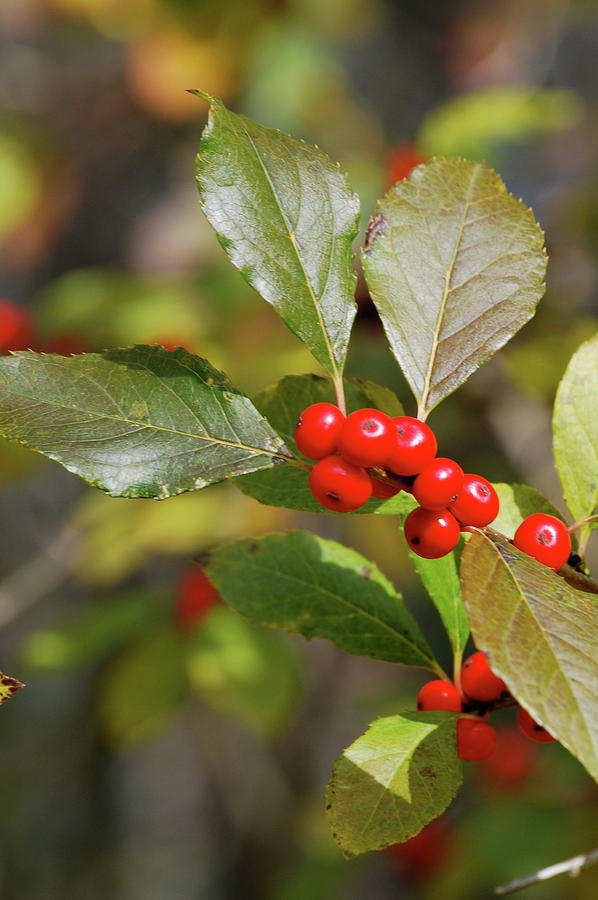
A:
<box><xmin>295</xmin><ymin>402</ymin><xmax>572</xmax><ymax>568</ymax></box>
<box><xmin>417</xmin><ymin>651</ymin><xmax>555</xmax><ymax>763</ymax></box>
<box><xmin>0</xmin><ymin>299</ymin><xmax>33</xmax><ymax>354</ymax></box>
<box><xmin>174</xmin><ymin>567</ymin><xmax>220</xmax><ymax>630</ymax></box>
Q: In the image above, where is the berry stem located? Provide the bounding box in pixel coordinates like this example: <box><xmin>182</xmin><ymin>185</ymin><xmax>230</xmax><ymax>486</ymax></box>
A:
<box><xmin>567</xmin><ymin>514</ymin><xmax>598</xmax><ymax>533</ymax></box>
<box><xmin>452</xmin><ymin>649</ymin><xmax>463</xmax><ymax>695</ymax></box>
<box><xmin>494</xmin><ymin>846</ymin><xmax>598</xmax><ymax>896</ymax></box>
<box><xmin>332</xmin><ymin>372</ymin><xmax>347</xmax><ymax>416</ymax></box>
<box><xmin>287</xmin><ymin>457</ymin><xmax>312</xmax><ymax>472</ymax></box>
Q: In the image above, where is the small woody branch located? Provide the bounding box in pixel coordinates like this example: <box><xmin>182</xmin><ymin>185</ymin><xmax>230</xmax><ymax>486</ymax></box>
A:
<box><xmin>495</xmin><ymin>847</ymin><xmax>598</xmax><ymax>896</ymax></box>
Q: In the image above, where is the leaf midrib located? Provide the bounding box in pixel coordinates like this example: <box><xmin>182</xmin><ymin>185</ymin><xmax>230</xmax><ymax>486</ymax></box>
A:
<box><xmin>487</xmin><ymin>539</ymin><xmax>597</xmax><ymax>763</ymax></box>
<box><xmin>238</xmin><ymin>117</ymin><xmax>341</xmax><ymax>378</ymax></box>
<box><xmin>239</xmin><ymin>553</ymin><xmax>435</xmax><ymax>668</ymax></box>
<box><xmin>0</xmin><ymin>388</ymin><xmax>287</xmax><ymax>461</ymax></box>
<box><xmin>418</xmin><ymin>162</ymin><xmax>482</xmax><ymax>419</ymax></box>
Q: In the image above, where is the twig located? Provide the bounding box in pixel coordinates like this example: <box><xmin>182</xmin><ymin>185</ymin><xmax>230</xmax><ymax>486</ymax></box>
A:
<box><xmin>495</xmin><ymin>847</ymin><xmax>598</xmax><ymax>895</ymax></box>
<box><xmin>0</xmin><ymin>525</ymin><xmax>77</xmax><ymax>628</ymax></box>
<box><xmin>557</xmin><ymin>564</ymin><xmax>598</xmax><ymax>596</ymax></box>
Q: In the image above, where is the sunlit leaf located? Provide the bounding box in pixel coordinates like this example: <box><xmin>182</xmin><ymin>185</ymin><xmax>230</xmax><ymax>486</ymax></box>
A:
<box><xmin>196</xmin><ymin>95</ymin><xmax>360</xmax><ymax>378</ymax></box>
<box><xmin>461</xmin><ymin>530</ymin><xmax>598</xmax><ymax>782</ymax></box>
<box><xmin>363</xmin><ymin>158</ymin><xmax>546</xmax><ymax>418</ymax></box>
<box><xmin>553</xmin><ymin>333</ymin><xmax>598</xmax><ymax>547</ymax></box>
<box><xmin>325</xmin><ymin>712</ymin><xmax>462</xmax><ymax>856</ymax></box>
<box><xmin>0</xmin><ymin>347</ymin><xmax>287</xmax><ymax>498</ymax></box>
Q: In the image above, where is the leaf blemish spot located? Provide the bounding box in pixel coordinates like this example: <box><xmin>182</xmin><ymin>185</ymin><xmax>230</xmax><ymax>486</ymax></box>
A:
<box><xmin>364</xmin><ymin>213</ymin><xmax>388</xmax><ymax>253</ymax></box>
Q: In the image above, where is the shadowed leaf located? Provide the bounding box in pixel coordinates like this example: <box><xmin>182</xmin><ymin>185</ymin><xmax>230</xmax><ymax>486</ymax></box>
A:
<box><xmin>207</xmin><ymin>530</ymin><xmax>438</xmax><ymax>671</ymax></box>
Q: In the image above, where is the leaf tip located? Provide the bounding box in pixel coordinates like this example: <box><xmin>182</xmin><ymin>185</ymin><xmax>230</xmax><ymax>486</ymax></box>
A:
<box><xmin>187</xmin><ymin>89</ymin><xmax>216</xmax><ymax>104</ymax></box>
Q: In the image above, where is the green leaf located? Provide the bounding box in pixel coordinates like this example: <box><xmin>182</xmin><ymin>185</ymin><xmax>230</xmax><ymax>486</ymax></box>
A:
<box><xmin>362</xmin><ymin>158</ymin><xmax>547</xmax><ymax>419</ymax></box>
<box><xmin>0</xmin><ymin>346</ymin><xmax>287</xmax><ymax>499</ymax></box>
<box><xmin>185</xmin><ymin>606</ymin><xmax>301</xmax><ymax>736</ymax></box>
<box><xmin>20</xmin><ymin>589</ymin><xmax>168</xmax><ymax>670</ymax></box>
<box><xmin>207</xmin><ymin>530</ymin><xmax>438</xmax><ymax>671</ymax></box>
<box><xmin>461</xmin><ymin>530</ymin><xmax>598</xmax><ymax>782</ymax></box>
<box><xmin>235</xmin><ymin>372</ymin><xmax>408</xmax><ymax>513</ymax></box>
<box><xmin>553</xmin><ymin>333</ymin><xmax>598</xmax><ymax>546</ymax></box>
<box><xmin>97</xmin><ymin>625</ymin><xmax>186</xmax><ymax>748</ymax></box>
<box><xmin>0</xmin><ymin>673</ymin><xmax>25</xmax><ymax>705</ymax></box>
<box><xmin>325</xmin><ymin>712</ymin><xmax>462</xmax><ymax>856</ymax></box>
<box><xmin>492</xmin><ymin>482</ymin><xmax>568</xmax><ymax>539</ymax></box>
<box><xmin>196</xmin><ymin>97</ymin><xmax>360</xmax><ymax>377</ymax></box>
<box><xmin>408</xmin><ymin>544</ymin><xmax>469</xmax><ymax>659</ymax></box>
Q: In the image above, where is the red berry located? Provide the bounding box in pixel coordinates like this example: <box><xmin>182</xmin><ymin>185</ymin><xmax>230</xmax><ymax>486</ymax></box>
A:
<box><xmin>385</xmin><ymin>416</ymin><xmax>437</xmax><ymax>476</ymax></box>
<box><xmin>404</xmin><ymin>507</ymin><xmax>461</xmax><ymax>559</ymax></box>
<box><xmin>385</xmin><ymin>818</ymin><xmax>454</xmax><ymax>881</ymax></box>
<box><xmin>417</xmin><ymin>679</ymin><xmax>462</xmax><ymax>712</ymax></box>
<box><xmin>449</xmin><ymin>474</ymin><xmax>499</xmax><ymax>527</ymax></box>
<box><xmin>336</xmin><ymin>408</ymin><xmax>395</xmax><ymax>467</ymax></box>
<box><xmin>413</xmin><ymin>458</ymin><xmax>464</xmax><ymax>510</ymax></box>
<box><xmin>386</xmin><ymin>144</ymin><xmax>427</xmax><ymax>185</ymax></box>
<box><xmin>0</xmin><ymin>299</ymin><xmax>32</xmax><ymax>354</ymax></box>
<box><xmin>482</xmin><ymin>726</ymin><xmax>537</xmax><ymax>789</ymax></box>
<box><xmin>151</xmin><ymin>337</ymin><xmax>190</xmax><ymax>351</ymax></box>
<box><xmin>175</xmin><ymin>568</ymin><xmax>220</xmax><ymax>630</ymax></box>
<box><xmin>294</xmin><ymin>402</ymin><xmax>344</xmax><ymax>460</ymax></box>
<box><xmin>457</xmin><ymin>718</ymin><xmax>497</xmax><ymax>761</ymax></box>
<box><xmin>370</xmin><ymin>477</ymin><xmax>400</xmax><ymax>499</ymax></box>
<box><xmin>41</xmin><ymin>334</ymin><xmax>89</xmax><ymax>356</ymax></box>
<box><xmin>460</xmin><ymin>651</ymin><xmax>506</xmax><ymax>702</ymax></box>
<box><xmin>516</xmin><ymin>707</ymin><xmax>555</xmax><ymax>743</ymax></box>
<box><xmin>512</xmin><ymin>513</ymin><xmax>571</xmax><ymax>570</ymax></box>
<box><xmin>309</xmin><ymin>455</ymin><xmax>372</xmax><ymax>512</ymax></box>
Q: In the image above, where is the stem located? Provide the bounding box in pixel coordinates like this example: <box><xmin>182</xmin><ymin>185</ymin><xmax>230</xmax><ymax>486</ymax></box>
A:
<box><xmin>333</xmin><ymin>372</ymin><xmax>346</xmax><ymax>415</ymax></box>
<box><xmin>286</xmin><ymin>457</ymin><xmax>312</xmax><ymax>472</ymax></box>
<box><xmin>452</xmin><ymin>649</ymin><xmax>463</xmax><ymax>695</ymax></box>
<box><xmin>431</xmin><ymin>660</ymin><xmax>452</xmax><ymax>682</ymax></box>
<box><xmin>495</xmin><ymin>847</ymin><xmax>598</xmax><ymax>896</ymax></box>
<box><xmin>567</xmin><ymin>515</ymin><xmax>598</xmax><ymax>533</ymax></box>
<box><xmin>557</xmin><ymin>563</ymin><xmax>598</xmax><ymax>596</ymax></box>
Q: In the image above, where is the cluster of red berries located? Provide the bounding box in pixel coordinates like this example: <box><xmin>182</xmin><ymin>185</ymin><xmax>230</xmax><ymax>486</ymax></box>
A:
<box><xmin>296</xmin><ymin>403</ymin><xmax>497</xmax><ymax>558</ymax></box>
<box><xmin>417</xmin><ymin>651</ymin><xmax>555</xmax><ymax>762</ymax></box>
<box><xmin>295</xmin><ymin>402</ymin><xmax>572</xmax><ymax>568</ymax></box>
<box><xmin>1</xmin><ymin>298</ymin><xmax>190</xmax><ymax>357</ymax></box>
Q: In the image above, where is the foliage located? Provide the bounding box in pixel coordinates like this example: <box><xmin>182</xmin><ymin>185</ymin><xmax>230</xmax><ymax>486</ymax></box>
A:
<box><xmin>0</xmin><ymin>95</ymin><xmax>596</xmax><ymax>867</ymax></box>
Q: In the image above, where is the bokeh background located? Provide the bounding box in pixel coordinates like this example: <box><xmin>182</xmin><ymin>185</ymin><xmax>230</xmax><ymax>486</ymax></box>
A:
<box><xmin>0</xmin><ymin>0</ymin><xmax>597</xmax><ymax>897</ymax></box>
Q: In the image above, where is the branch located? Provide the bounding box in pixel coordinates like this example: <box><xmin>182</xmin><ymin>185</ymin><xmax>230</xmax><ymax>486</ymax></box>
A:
<box><xmin>0</xmin><ymin>525</ymin><xmax>76</xmax><ymax>629</ymax></box>
<box><xmin>557</xmin><ymin>564</ymin><xmax>598</xmax><ymax>596</ymax></box>
<box><xmin>495</xmin><ymin>847</ymin><xmax>598</xmax><ymax>896</ymax></box>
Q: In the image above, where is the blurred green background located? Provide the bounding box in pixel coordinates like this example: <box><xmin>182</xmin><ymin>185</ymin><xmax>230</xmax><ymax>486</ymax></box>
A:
<box><xmin>0</xmin><ymin>0</ymin><xmax>597</xmax><ymax>897</ymax></box>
